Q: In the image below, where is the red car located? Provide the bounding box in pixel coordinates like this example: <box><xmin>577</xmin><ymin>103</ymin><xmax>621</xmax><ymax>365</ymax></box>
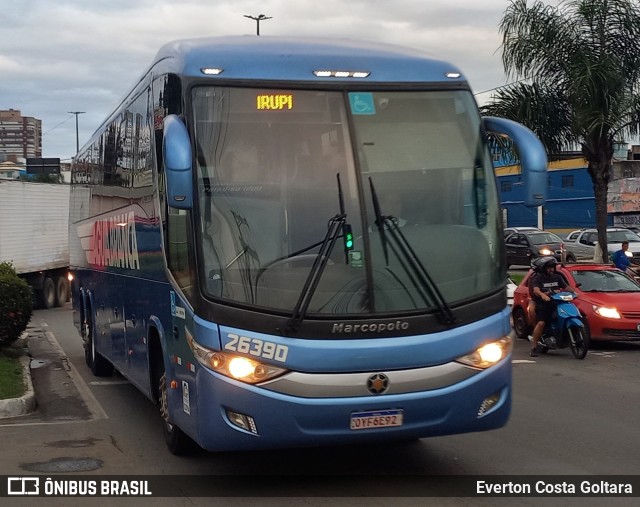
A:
<box><xmin>512</xmin><ymin>263</ymin><xmax>640</xmax><ymax>342</ymax></box>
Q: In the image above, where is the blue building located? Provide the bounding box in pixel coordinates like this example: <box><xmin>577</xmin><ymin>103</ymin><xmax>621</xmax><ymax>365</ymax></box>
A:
<box><xmin>495</xmin><ymin>157</ymin><xmax>610</xmax><ymax>233</ymax></box>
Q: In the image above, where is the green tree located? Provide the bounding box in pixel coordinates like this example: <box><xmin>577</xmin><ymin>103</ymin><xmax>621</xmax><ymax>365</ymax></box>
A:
<box><xmin>481</xmin><ymin>0</ymin><xmax>640</xmax><ymax>255</ymax></box>
<box><xmin>0</xmin><ymin>262</ymin><xmax>32</xmax><ymax>349</ymax></box>
<box><xmin>19</xmin><ymin>173</ymin><xmax>64</xmax><ymax>184</ymax></box>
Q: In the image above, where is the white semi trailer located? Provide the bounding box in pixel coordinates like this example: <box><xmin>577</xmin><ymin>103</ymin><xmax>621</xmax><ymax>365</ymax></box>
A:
<box><xmin>0</xmin><ymin>180</ymin><xmax>70</xmax><ymax>308</ymax></box>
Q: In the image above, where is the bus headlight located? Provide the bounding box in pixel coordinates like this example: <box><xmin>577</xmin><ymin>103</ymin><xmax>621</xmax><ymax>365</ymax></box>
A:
<box><xmin>186</xmin><ymin>331</ymin><xmax>288</xmax><ymax>384</ymax></box>
<box><xmin>456</xmin><ymin>336</ymin><xmax>513</xmax><ymax>369</ymax></box>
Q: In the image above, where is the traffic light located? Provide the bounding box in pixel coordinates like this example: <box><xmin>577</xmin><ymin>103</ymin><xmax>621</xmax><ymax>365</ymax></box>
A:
<box><xmin>343</xmin><ymin>223</ymin><xmax>354</xmax><ymax>250</ymax></box>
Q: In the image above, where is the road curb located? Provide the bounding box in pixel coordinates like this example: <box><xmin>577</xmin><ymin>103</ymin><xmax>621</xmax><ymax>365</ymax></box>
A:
<box><xmin>0</xmin><ymin>354</ymin><xmax>36</xmax><ymax>419</ymax></box>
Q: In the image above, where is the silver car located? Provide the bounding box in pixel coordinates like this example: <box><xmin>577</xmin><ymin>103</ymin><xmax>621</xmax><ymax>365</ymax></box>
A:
<box><xmin>564</xmin><ymin>228</ymin><xmax>640</xmax><ymax>262</ymax></box>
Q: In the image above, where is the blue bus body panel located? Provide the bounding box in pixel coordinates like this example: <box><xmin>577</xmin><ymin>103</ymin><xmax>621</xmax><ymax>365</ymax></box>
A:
<box><xmin>154</xmin><ymin>36</ymin><xmax>467</xmax><ymax>84</ymax></box>
<box><xmin>195</xmin><ymin>308</ymin><xmax>512</xmax><ymax>372</ymax></box>
<box><xmin>193</xmin><ymin>351</ymin><xmax>511</xmax><ymax>451</ymax></box>
<box><xmin>166</xmin><ymin>308</ymin><xmax>513</xmax><ymax>451</ymax></box>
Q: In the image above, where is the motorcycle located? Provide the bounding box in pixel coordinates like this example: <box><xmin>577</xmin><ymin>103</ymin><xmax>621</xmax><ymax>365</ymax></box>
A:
<box><xmin>536</xmin><ymin>292</ymin><xmax>588</xmax><ymax>359</ymax></box>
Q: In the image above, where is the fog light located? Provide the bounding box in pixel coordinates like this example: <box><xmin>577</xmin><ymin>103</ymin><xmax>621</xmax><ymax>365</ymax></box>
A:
<box><xmin>478</xmin><ymin>392</ymin><xmax>501</xmax><ymax>417</ymax></box>
<box><xmin>226</xmin><ymin>409</ymin><xmax>258</xmax><ymax>434</ymax></box>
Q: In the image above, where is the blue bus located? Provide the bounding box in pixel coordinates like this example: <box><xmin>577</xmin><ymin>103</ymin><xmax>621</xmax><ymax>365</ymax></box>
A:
<box><xmin>69</xmin><ymin>36</ymin><xmax>547</xmax><ymax>454</ymax></box>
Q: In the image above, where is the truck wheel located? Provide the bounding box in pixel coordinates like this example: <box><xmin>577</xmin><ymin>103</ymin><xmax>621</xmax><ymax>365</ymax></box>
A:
<box><xmin>55</xmin><ymin>276</ymin><xmax>68</xmax><ymax>307</ymax></box>
<box><xmin>41</xmin><ymin>277</ymin><xmax>56</xmax><ymax>309</ymax></box>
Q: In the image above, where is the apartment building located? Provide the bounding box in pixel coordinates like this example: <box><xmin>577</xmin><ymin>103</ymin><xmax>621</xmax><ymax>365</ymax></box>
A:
<box><xmin>0</xmin><ymin>109</ymin><xmax>42</xmax><ymax>162</ymax></box>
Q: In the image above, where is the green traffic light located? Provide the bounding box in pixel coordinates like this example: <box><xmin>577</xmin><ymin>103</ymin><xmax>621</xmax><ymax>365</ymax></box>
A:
<box><xmin>344</xmin><ymin>224</ymin><xmax>354</xmax><ymax>250</ymax></box>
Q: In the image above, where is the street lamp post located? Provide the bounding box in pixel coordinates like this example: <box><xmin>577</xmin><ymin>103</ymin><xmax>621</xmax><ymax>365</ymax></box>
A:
<box><xmin>243</xmin><ymin>14</ymin><xmax>272</xmax><ymax>36</ymax></box>
<box><xmin>68</xmin><ymin>111</ymin><xmax>85</xmax><ymax>156</ymax></box>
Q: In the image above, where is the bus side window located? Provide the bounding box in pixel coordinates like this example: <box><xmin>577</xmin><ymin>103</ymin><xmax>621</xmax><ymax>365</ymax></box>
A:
<box><xmin>167</xmin><ymin>208</ymin><xmax>194</xmax><ymax>298</ymax></box>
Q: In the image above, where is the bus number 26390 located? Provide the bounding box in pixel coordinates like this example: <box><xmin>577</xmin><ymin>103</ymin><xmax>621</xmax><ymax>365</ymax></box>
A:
<box><xmin>224</xmin><ymin>333</ymin><xmax>289</xmax><ymax>362</ymax></box>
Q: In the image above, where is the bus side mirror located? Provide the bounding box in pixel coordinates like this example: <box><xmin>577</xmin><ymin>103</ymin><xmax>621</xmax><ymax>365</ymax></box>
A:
<box><xmin>163</xmin><ymin>114</ymin><xmax>193</xmax><ymax>210</ymax></box>
<box><xmin>482</xmin><ymin>116</ymin><xmax>548</xmax><ymax>207</ymax></box>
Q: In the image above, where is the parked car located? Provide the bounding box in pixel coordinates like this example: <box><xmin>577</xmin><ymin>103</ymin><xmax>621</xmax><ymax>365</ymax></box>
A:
<box><xmin>507</xmin><ymin>277</ymin><xmax>517</xmax><ymax>306</ymax></box>
<box><xmin>503</xmin><ymin>226</ymin><xmax>541</xmax><ymax>238</ymax></box>
<box><xmin>620</xmin><ymin>225</ymin><xmax>640</xmax><ymax>235</ymax></box>
<box><xmin>512</xmin><ymin>263</ymin><xmax>640</xmax><ymax>342</ymax></box>
<box><xmin>504</xmin><ymin>230</ymin><xmax>575</xmax><ymax>267</ymax></box>
<box><xmin>563</xmin><ymin>227</ymin><xmax>640</xmax><ymax>262</ymax></box>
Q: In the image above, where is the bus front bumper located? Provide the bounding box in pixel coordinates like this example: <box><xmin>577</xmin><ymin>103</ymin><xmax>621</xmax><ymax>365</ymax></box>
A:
<box><xmin>184</xmin><ymin>356</ymin><xmax>512</xmax><ymax>452</ymax></box>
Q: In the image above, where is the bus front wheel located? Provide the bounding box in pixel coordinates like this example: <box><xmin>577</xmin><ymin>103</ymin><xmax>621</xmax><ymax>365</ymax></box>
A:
<box><xmin>157</xmin><ymin>366</ymin><xmax>194</xmax><ymax>455</ymax></box>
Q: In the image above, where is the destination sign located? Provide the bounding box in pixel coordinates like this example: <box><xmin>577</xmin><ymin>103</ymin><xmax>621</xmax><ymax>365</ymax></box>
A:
<box><xmin>256</xmin><ymin>93</ymin><xmax>293</xmax><ymax>111</ymax></box>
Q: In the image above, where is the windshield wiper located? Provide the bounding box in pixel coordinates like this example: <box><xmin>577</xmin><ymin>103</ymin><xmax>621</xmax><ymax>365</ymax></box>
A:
<box><xmin>287</xmin><ymin>174</ymin><xmax>349</xmax><ymax>333</ymax></box>
<box><xmin>369</xmin><ymin>178</ymin><xmax>455</xmax><ymax>325</ymax></box>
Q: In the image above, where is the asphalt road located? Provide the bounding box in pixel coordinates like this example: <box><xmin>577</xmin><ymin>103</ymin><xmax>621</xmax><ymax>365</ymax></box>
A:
<box><xmin>1</xmin><ymin>304</ymin><xmax>639</xmax><ymax>505</ymax></box>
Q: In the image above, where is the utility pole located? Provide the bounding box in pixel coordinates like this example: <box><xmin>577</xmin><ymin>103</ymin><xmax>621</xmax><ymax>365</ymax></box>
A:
<box><xmin>243</xmin><ymin>14</ymin><xmax>272</xmax><ymax>35</ymax></box>
<box><xmin>68</xmin><ymin>111</ymin><xmax>85</xmax><ymax>156</ymax></box>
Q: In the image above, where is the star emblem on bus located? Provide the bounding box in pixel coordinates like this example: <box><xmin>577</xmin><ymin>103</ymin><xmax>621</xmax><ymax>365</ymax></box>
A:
<box><xmin>367</xmin><ymin>373</ymin><xmax>389</xmax><ymax>395</ymax></box>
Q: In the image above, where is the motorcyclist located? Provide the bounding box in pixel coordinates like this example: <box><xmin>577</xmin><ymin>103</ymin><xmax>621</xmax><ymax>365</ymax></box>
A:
<box><xmin>529</xmin><ymin>257</ymin><xmax>575</xmax><ymax>357</ymax></box>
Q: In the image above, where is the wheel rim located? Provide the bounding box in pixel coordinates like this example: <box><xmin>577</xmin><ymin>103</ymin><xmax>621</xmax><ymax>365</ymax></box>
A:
<box><xmin>513</xmin><ymin>310</ymin><xmax>528</xmax><ymax>339</ymax></box>
<box><xmin>56</xmin><ymin>278</ymin><xmax>67</xmax><ymax>305</ymax></box>
<box><xmin>159</xmin><ymin>373</ymin><xmax>174</xmax><ymax>431</ymax></box>
<box><xmin>88</xmin><ymin>322</ymin><xmax>96</xmax><ymax>362</ymax></box>
<box><xmin>44</xmin><ymin>281</ymin><xmax>55</xmax><ymax>307</ymax></box>
<box><xmin>569</xmin><ymin>327</ymin><xmax>587</xmax><ymax>358</ymax></box>
<box><xmin>83</xmin><ymin>321</ymin><xmax>95</xmax><ymax>362</ymax></box>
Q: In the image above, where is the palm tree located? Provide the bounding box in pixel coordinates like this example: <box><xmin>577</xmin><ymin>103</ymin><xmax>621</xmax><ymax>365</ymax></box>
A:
<box><xmin>481</xmin><ymin>0</ymin><xmax>640</xmax><ymax>256</ymax></box>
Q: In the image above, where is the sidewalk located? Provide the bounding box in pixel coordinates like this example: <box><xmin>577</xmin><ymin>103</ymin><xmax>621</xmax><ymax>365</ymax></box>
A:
<box><xmin>0</xmin><ymin>340</ymin><xmax>35</xmax><ymax>418</ymax></box>
<box><xmin>0</xmin><ymin>321</ymin><xmax>93</xmax><ymax>423</ymax></box>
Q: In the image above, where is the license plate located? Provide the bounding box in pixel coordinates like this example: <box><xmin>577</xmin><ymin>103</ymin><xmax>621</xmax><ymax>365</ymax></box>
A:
<box><xmin>350</xmin><ymin>409</ymin><xmax>404</xmax><ymax>430</ymax></box>
<box><xmin>637</xmin><ymin>324</ymin><xmax>640</xmax><ymax>332</ymax></box>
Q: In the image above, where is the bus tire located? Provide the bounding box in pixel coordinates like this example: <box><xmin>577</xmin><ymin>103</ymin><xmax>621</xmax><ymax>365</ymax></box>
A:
<box><xmin>156</xmin><ymin>361</ymin><xmax>194</xmax><ymax>455</ymax></box>
<box><xmin>55</xmin><ymin>275</ymin><xmax>68</xmax><ymax>307</ymax></box>
<box><xmin>84</xmin><ymin>311</ymin><xmax>113</xmax><ymax>377</ymax></box>
<box><xmin>41</xmin><ymin>277</ymin><xmax>56</xmax><ymax>309</ymax></box>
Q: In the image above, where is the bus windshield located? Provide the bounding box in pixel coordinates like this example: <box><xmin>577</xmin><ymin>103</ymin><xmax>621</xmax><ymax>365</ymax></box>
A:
<box><xmin>193</xmin><ymin>87</ymin><xmax>501</xmax><ymax>316</ymax></box>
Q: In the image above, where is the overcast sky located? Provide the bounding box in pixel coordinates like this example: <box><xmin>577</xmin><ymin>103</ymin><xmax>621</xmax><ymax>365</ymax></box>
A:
<box><xmin>1</xmin><ymin>0</ymin><xmax>532</xmax><ymax>161</ymax></box>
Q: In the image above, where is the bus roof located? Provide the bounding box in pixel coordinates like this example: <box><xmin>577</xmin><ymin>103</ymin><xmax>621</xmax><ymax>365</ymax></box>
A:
<box><xmin>153</xmin><ymin>36</ymin><xmax>468</xmax><ymax>85</ymax></box>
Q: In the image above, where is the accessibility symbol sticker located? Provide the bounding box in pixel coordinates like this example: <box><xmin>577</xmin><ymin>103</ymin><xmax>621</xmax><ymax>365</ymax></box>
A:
<box><xmin>349</xmin><ymin>93</ymin><xmax>376</xmax><ymax>115</ymax></box>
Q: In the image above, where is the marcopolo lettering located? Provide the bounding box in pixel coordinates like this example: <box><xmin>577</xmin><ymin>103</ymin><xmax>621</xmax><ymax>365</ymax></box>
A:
<box><xmin>332</xmin><ymin>321</ymin><xmax>410</xmax><ymax>334</ymax></box>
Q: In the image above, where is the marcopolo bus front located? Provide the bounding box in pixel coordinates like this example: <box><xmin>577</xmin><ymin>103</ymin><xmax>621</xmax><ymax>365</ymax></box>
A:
<box><xmin>178</xmin><ymin>310</ymin><xmax>513</xmax><ymax>451</ymax></box>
